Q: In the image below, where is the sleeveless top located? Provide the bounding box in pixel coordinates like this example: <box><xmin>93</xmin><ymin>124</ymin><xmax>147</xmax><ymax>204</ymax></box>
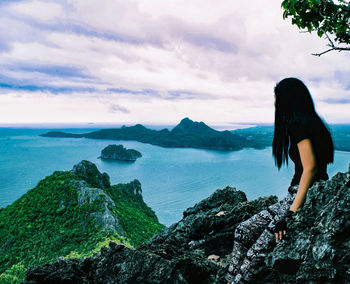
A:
<box><xmin>288</xmin><ymin>120</ymin><xmax>332</xmax><ymax>186</ymax></box>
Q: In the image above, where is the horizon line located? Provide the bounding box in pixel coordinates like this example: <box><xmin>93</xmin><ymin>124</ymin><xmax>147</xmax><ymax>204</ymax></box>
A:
<box><xmin>1</xmin><ymin>121</ymin><xmax>349</xmax><ymax>129</ymax></box>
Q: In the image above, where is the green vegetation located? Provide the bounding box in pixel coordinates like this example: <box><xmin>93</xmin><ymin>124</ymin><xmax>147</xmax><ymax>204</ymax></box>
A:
<box><xmin>0</xmin><ymin>169</ymin><xmax>165</xmax><ymax>283</ymax></box>
<box><xmin>105</xmin><ymin>181</ymin><xmax>165</xmax><ymax>247</ymax></box>
<box><xmin>281</xmin><ymin>0</ymin><xmax>350</xmax><ymax>55</ymax></box>
<box><xmin>0</xmin><ymin>263</ymin><xmax>26</xmax><ymax>284</ymax></box>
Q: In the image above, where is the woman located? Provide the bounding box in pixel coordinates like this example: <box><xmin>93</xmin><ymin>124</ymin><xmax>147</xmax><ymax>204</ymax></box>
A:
<box><xmin>225</xmin><ymin>77</ymin><xmax>334</xmax><ymax>284</ymax></box>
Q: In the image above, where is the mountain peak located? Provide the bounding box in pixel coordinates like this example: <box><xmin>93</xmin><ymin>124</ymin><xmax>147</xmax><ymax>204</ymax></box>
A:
<box><xmin>179</xmin><ymin>117</ymin><xmax>193</xmax><ymax>124</ymax></box>
<box><xmin>134</xmin><ymin>124</ymin><xmax>146</xmax><ymax>129</ymax></box>
<box><xmin>72</xmin><ymin>160</ymin><xmax>110</xmax><ymax>189</ymax></box>
<box><xmin>171</xmin><ymin>117</ymin><xmax>214</xmax><ymax>134</ymax></box>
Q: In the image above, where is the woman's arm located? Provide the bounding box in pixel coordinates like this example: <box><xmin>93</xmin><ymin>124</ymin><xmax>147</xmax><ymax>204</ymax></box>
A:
<box><xmin>289</xmin><ymin>138</ymin><xmax>318</xmax><ymax>212</ymax></box>
<box><xmin>275</xmin><ymin>138</ymin><xmax>317</xmax><ymax>242</ymax></box>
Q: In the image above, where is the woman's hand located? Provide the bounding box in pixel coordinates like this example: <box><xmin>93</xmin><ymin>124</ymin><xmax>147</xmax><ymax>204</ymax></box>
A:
<box><xmin>275</xmin><ymin>138</ymin><xmax>316</xmax><ymax>243</ymax></box>
<box><xmin>274</xmin><ymin>219</ymin><xmax>287</xmax><ymax>243</ymax></box>
<box><xmin>274</xmin><ymin>210</ymin><xmax>295</xmax><ymax>243</ymax></box>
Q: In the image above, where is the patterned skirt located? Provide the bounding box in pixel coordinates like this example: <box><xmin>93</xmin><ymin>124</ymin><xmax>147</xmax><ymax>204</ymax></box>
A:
<box><xmin>224</xmin><ymin>184</ymin><xmax>299</xmax><ymax>283</ymax></box>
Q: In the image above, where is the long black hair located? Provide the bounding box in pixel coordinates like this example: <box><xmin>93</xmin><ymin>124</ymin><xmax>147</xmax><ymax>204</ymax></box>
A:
<box><xmin>272</xmin><ymin>77</ymin><xmax>334</xmax><ymax>169</ymax></box>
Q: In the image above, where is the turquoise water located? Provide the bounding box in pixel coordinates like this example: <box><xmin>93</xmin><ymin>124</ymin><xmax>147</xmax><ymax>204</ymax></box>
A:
<box><xmin>1</xmin><ymin>127</ymin><xmax>349</xmax><ymax>227</ymax></box>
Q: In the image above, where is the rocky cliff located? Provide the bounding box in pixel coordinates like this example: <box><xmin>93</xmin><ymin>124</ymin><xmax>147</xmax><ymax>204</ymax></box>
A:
<box><xmin>25</xmin><ymin>165</ymin><xmax>350</xmax><ymax>283</ymax></box>
<box><xmin>0</xmin><ymin>160</ymin><xmax>165</xmax><ymax>283</ymax></box>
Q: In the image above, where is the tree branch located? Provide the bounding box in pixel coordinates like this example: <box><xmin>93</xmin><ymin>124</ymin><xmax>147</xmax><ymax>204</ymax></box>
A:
<box><xmin>312</xmin><ymin>46</ymin><xmax>350</xmax><ymax>56</ymax></box>
<box><xmin>312</xmin><ymin>32</ymin><xmax>350</xmax><ymax>56</ymax></box>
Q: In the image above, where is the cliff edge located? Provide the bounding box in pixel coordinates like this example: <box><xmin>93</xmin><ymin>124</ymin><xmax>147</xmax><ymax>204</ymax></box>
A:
<box><xmin>25</xmin><ymin>165</ymin><xmax>350</xmax><ymax>283</ymax></box>
<box><xmin>0</xmin><ymin>161</ymin><xmax>165</xmax><ymax>283</ymax></box>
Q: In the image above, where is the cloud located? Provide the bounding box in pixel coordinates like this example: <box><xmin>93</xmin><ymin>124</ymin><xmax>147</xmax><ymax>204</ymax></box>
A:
<box><xmin>108</xmin><ymin>103</ymin><xmax>130</xmax><ymax>114</ymax></box>
<box><xmin>106</xmin><ymin>88</ymin><xmax>160</xmax><ymax>96</ymax></box>
<box><xmin>321</xmin><ymin>98</ymin><xmax>350</xmax><ymax>104</ymax></box>
<box><xmin>0</xmin><ymin>82</ymin><xmax>96</xmax><ymax>94</ymax></box>
<box><xmin>0</xmin><ymin>64</ymin><xmax>98</xmax><ymax>94</ymax></box>
<box><xmin>11</xmin><ymin>1</ymin><xmax>63</xmax><ymax>21</ymax></box>
<box><xmin>165</xmin><ymin>90</ymin><xmax>215</xmax><ymax>100</ymax></box>
<box><xmin>0</xmin><ymin>0</ymin><xmax>349</xmax><ymax>124</ymax></box>
<box><xmin>8</xmin><ymin>63</ymin><xmax>93</xmax><ymax>79</ymax></box>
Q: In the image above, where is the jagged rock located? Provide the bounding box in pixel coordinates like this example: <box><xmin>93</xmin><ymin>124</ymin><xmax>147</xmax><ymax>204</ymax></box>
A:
<box><xmin>183</xmin><ymin>186</ymin><xmax>247</xmax><ymax>217</ymax></box>
<box><xmin>71</xmin><ymin>180</ymin><xmax>124</xmax><ymax>235</ymax></box>
<box><xmin>72</xmin><ymin>160</ymin><xmax>110</xmax><ymax>189</ymax></box>
<box><xmin>71</xmin><ymin>161</ymin><xmax>125</xmax><ymax>235</ymax></box>
<box><xmin>25</xmin><ymin>185</ymin><xmax>277</xmax><ymax>283</ymax></box>
<box><xmin>26</xmin><ymin>257</ymin><xmax>86</xmax><ymax>283</ymax></box>
<box><xmin>25</xmin><ymin>165</ymin><xmax>350</xmax><ymax>284</ymax></box>
<box><xmin>124</xmin><ymin>179</ymin><xmax>142</xmax><ymax>196</ymax></box>
<box><xmin>259</xmin><ymin>166</ymin><xmax>350</xmax><ymax>284</ymax></box>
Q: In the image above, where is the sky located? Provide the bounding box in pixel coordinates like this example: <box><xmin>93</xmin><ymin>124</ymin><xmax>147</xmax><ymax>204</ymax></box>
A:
<box><xmin>0</xmin><ymin>0</ymin><xmax>349</xmax><ymax>126</ymax></box>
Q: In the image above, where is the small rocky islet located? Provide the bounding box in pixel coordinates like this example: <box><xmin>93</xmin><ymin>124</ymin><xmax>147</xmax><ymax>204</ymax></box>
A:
<box><xmin>24</xmin><ymin>163</ymin><xmax>350</xmax><ymax>283</ymax></box>
<box><xmin>99</xmin><ymin>144</ymin><xmax>142</xmax><ymax>161</ymax></box>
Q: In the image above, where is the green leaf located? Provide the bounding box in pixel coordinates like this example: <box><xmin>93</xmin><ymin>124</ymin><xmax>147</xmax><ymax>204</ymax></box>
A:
<box><xmin>307</xmin><ymin>24</ymin><xmax>313</xmax><ymax>32</ymax></box>
<box><xmin>317</xmin><ymin>29</ymin><xmax>324</xmax><ymax>37</ymax></box>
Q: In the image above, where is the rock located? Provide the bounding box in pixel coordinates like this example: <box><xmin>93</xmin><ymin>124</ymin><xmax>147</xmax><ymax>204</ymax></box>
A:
<box><xmin>71</xmin><ymin>180</ymin><xmax>124</xmax><ymax>235</ymax></box>
<box><xmin>26</xmin><ymin>257</ymin><xmax>85</xmax><ymax>284</ymax></box>
<box><xmin>208</xmin><ymin>254</ymin><xmax>220</xmax><ymax>261</ymax></box>
<box><xmin>100</xmin><ymin>144</ymin><xmax>142</xmax><ymax>161</ymax></box>
<box><xmin>125</xmin><ymin>179</ymin><xmax>142</xmax><ymax>196</ymax></box>
<box><xmin>25</xmin><ymin>185</ymin><xmax>278</xmax><ymax>283</ymax></box>
<box><xmin>72</xmin><ymin>160</ymin><xmax>110</xmax><ymax>189</ymax></box>
<box><xmin>215</xmin><ymin>210</ymin><xmax>227</xmax><ymax>216</ymax></box>
<box><xmin>183</xmin><ymin>186</ymin><xmax>246</xmax><ymax>217</ymax></box>
<box><xmin>107</xmin><ymin>179</ymin><xmax>143</xmax><ymax>198</ymax></box>
<box><xmin>70</xmin><ymin>161</ymin><xmax>124</xmax><ymax>235</ymax></box>
<box><xmin>25</xmin><ymin>165</ymin><xmax>350</xmax><ymax>284</ymax></box>
<box><xmin>260</xmin><ymin>167</ymin><xmax>350</xmax><ymax>284</ymax></box>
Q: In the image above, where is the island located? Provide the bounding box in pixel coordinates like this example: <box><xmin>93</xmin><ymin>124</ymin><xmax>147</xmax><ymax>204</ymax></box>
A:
<box><xmin>231</xmin><ymin>124</ymin><xmax>350</xmax><ymax>152</ymax></box>
<box><xmin>99</xmin><ymin>144</ymin><xmax>142</xmax><ymax>161</ymax></box>
<box><xmin>40</xmin><ymin>117</ymin><xmax>265</xmax><ymax>151</ymax></box>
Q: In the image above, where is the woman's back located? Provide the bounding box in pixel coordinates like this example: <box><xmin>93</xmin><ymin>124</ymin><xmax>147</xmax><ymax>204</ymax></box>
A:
<box><xmin>288</xmin><ymin>116</ymin><xmax>334</xmax><ymax>186</ymax></box>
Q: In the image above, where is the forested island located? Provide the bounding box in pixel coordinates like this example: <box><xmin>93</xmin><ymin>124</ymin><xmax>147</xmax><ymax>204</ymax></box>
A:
<box><xmin>99</xmin><ymin>144</ymin><xmax>142</xmax><ymax>161</ymax></box>
<box><xmin>40</xmin><ymin>117</ymin><xmax>264</xmax><ymax>151</ymax></box>
<box><xmin>40</xmin><ymin>118</ymin><xmax>350</xmax><ymax>152</ymax></box>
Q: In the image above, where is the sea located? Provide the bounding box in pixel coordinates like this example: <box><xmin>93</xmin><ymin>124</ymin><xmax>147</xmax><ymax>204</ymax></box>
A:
<box><xmin>1</xmin><ymin>125</ymin><xmax>349</xmax><ymax>227</ymax></box>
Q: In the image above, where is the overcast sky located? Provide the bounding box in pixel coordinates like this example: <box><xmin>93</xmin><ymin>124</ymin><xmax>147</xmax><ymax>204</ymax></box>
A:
<box><xmin>0</xmin><ymin>0</ymin><xmax>349</xmax><ymax>126</ymax></box>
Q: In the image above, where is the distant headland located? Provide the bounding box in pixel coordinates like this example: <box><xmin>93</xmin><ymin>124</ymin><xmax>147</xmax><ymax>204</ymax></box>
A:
<box><xmin>40</xmin><ymin>117</ymin><xmax>265</xmax><ymax>151</ymax></box>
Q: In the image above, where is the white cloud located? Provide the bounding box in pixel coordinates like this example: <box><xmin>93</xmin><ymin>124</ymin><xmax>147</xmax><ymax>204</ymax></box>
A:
<box><xmin>0</xmin><ymin>0</ymin><xmax>349</xmax><ymax>125</ymax></box>
<box><xmin>10</xmin><ymin>0</ymin><xmax>63</xmax><ymax>21</ymax></box>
